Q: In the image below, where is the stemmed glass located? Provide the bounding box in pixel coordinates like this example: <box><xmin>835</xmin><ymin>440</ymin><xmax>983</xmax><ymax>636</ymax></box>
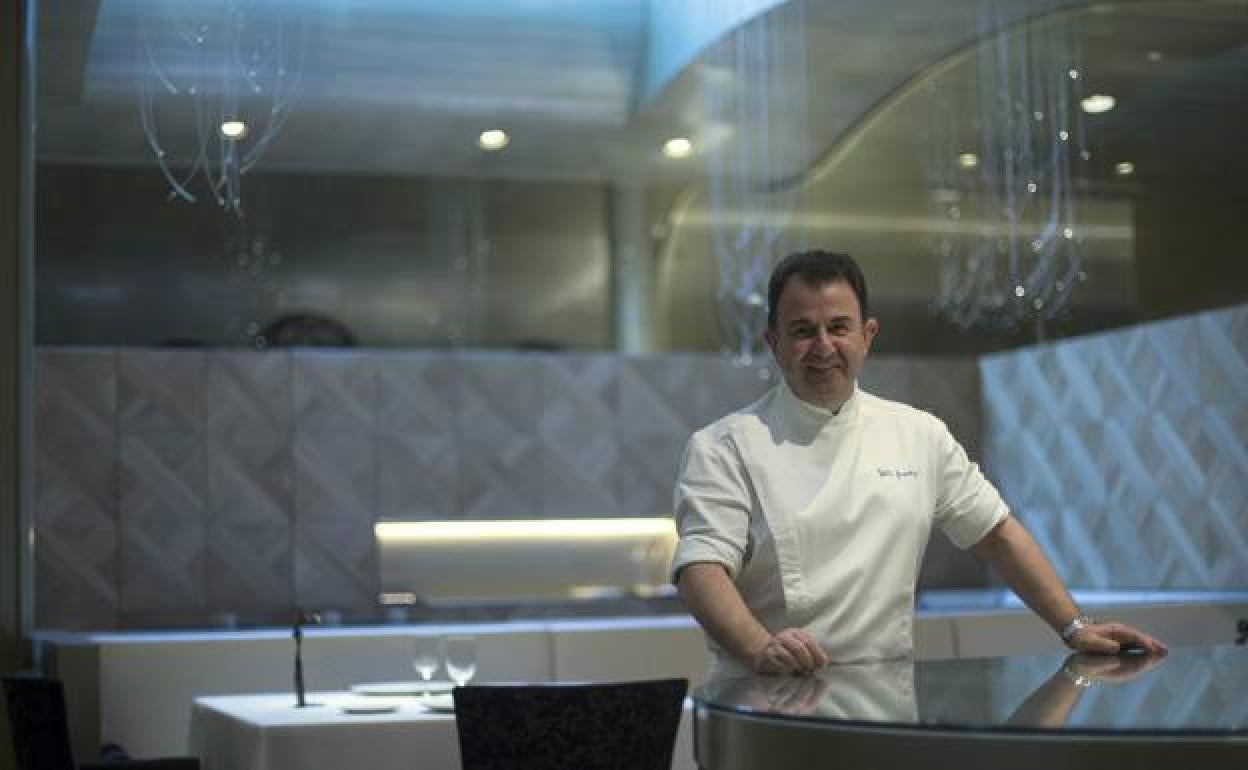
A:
<box><xmin>444</xmin><ymin>635</ymin><xmax>477</xmax><ymax>688</ymax></box>
<box><xmin>412</xmin><ymin>636</ymin><xmax>440</xmax><ymax>696</ymax></box>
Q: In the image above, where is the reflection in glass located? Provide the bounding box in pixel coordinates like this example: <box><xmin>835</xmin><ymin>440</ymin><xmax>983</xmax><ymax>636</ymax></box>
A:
<box><xmin>696</xmin><ymin>646</ymin><xmax>1247</xmax><ymax>733</ymax></box>
<box><xmin>445</xmin><ymin>635</ymin><xmax>477</xmax><ymax>688</ymax></box>
<box><xmin>1005</xmin><ymin>651</ymin><xmax>1165</xmax><ymax>729</ymax></box>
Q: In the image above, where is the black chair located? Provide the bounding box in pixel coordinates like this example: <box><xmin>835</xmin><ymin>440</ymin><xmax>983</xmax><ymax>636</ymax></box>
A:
<box><xmin>2</xmin><ymin>673</ymin><xmax>199</xmax><ymax>770</ymax></box>
<box><xmin>452</xmin><ymin>678</ymin><xmax>688</xmax><ymax>770</ymax></box>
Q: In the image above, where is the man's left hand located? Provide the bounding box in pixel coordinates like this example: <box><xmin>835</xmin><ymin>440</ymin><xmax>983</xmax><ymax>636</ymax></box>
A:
<box><xmin>1067</xmin><ymin>621</ymin><xmax>1168</xmax><ymax>656</ymax></box>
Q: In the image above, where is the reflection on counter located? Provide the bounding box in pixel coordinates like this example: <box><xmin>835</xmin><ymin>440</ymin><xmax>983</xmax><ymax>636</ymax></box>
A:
<box><xmin>696</xmin><ymin>645</ymin><xmax>1247</xmax><ymax>733</ymax></box>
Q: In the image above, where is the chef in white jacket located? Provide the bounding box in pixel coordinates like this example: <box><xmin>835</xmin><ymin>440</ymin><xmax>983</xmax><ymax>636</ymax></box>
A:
<box><xmin>671</xmin><ymin>250</ymin><xmax>1166</xmax><ymax>675</ymax></box>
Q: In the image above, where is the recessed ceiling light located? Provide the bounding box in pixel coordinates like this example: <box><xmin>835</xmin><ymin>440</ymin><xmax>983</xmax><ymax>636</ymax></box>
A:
<box><xmin>1115</xmin><ymin>161</ymin><xmax>1135</xmax><ymax>176</ymax></box>
<box><xmin>1147</xmin><ymin>50</ymin><xmax>1163</xmax><ymax>63</ymax></box>
<box><xmin>220</xmin><ymin>120</ymin><xmax>248</xmax><ymax>140</ymax></box>
<box><xmin>478</xmin><ymin>129</ymin><xmax>509</xmax><ymax>151</ymax></box>
<box><xmin>661</xmin><ymin>137</ymin><xmax>693</xmax><ymax>159</ymax></box>
<box><xmin>1080</xmin><ymin>94</ymin><xmax>1116</xmax><ymax>114</ymax></box>
<box><xmin>958</xmin><ymin>152</ymin><xmax>979</xmax><ymax>169</ymax></box>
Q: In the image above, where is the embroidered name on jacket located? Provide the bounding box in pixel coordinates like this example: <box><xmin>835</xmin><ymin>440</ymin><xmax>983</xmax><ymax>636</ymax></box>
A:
<box><xmin>877</xmin><ymin>468</ymin><xmax>919</xmax><ymax>479</ymax></box>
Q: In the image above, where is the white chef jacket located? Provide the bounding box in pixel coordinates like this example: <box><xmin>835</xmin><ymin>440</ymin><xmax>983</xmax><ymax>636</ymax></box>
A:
<box><xmin>671</xmin><ymin>381</ymin><xmax>1008</xmax><ymax>668</ymax></box>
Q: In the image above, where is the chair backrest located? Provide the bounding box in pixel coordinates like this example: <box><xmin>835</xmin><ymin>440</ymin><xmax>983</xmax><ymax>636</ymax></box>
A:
<box><xmin>452</xmin><ymin>678</ymin><xmax>688</xmax><ymax>770</ymax></box>
<box><xmin>2</xmin><ymin>674</ymin><xmax>76</xmax><ymax>770</ymax></box>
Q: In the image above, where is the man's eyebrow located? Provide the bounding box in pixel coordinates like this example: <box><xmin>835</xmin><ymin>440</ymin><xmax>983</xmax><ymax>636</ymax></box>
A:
<box><xmin>786</xmin><ymin>314</ymin><xmax>853</xmax><ymax>328</ymax></box>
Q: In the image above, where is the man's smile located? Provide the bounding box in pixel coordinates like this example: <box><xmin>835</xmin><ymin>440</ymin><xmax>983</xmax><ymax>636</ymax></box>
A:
<box><xmin>803</xmin><ymin>359</ymin><xmax>843</xmax><ymax>372</ymax></box>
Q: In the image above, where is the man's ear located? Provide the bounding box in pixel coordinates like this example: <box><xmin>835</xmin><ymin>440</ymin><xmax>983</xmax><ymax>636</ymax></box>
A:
<box><xmin>762</xmin><ymin>327</ymin><xmax>778</xmax><ymax>355</ymax></box>
<box><xmin>863</xmin><ymin>318</ymin><xmax>879</xmax><ymax>350</ymax></box>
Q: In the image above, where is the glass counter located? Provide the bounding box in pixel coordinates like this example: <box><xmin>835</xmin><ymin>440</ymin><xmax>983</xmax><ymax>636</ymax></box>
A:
<box><xmin>691</xmin><ymin>645</ymin><xmax>1247</xmax><ymax>769</ymax></box>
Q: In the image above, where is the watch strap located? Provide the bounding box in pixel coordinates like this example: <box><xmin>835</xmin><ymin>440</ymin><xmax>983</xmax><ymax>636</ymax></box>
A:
<box><xmin>1059</xmin><ymin>613</ymin><xmax>1092</xmax><ymax>643</ymax></box>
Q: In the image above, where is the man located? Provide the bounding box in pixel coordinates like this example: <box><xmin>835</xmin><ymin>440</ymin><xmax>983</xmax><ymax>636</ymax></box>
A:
<box><xmin>671</xmin><ymin>250</ymin><xmax>1165</xmax><ymax>676</ymax></box>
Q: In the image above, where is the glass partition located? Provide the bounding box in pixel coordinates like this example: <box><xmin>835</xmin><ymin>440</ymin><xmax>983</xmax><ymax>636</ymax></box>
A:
<box><xmin>29</xmin><ymin>0</ymin><xmax>1248</xmax><ymax>630</ymax></box>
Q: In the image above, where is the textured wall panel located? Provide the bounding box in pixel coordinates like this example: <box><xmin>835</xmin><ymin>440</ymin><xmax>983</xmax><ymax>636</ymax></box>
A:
<box><xmin>458</xmin><ymin>354</ymin><xmax>545</xmax><ymax>519</ymax></box>
<box><xmin>375</xmin><ymin>352</ymin><xmax>460</xmax><ymax>520</ymax></box>
<box><xmin>117</xmin><ymin>351</ymin><xmax>208</xmax><ymax>625</ymax></box>
<box><xmin>292</xmin><ymin>353</ymin><xmax>379</xmax><ymax>614</ymax></box>
<box><xmin>982</xmin><ymin>304</ymin><xmax>1248</xmax><ymax>589</ymax></box>
<box><xmin>35</xmin><ymin>347</ymin><xmax>1015</xmax><ymax>629</ymax></box>
<box><xmin>119</xmin><ymin>350</ymin><xmax>207</xmax><ymax>436</ymax></box>
<box><xmin>34</xmin><ymin>350</ymin><xmax>119</xmax><ymax>630</ymax></box>
<box><xmin>615</xmin><ymin>356</ymin><xmax>773</xmax><ymax>517</ymax></box>
<box><xmin>540</xmin><ymin>354</ymin><xmax>622</xmax><ymax>518</ymax></box>
<box><xmin>861</xmin><ymin>357</ymin><xmax>983</xmax><ymax>460</ymax></box>
<box><xmin>118</xmin><ymin>433</ymin><xmax>207</xmax><ymax>623</ymax></box>
<box><xmin>205</xmin><ymin>351</ymin><xmax>294</xmax><ymax>617</ymax></box>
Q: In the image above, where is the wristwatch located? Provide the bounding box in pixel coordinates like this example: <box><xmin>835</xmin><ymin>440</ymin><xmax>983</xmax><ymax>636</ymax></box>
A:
<box><xmin>1059</xmin><ymin>613</ymin><xmax>1092</xmax><ymax>644</ymax></box>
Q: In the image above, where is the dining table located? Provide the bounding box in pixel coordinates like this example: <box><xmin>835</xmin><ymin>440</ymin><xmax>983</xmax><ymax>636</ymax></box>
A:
<box><xmin>189</xmin><ymin>685</ymin><xmax>696</xmax><ymax>770</ymax></box>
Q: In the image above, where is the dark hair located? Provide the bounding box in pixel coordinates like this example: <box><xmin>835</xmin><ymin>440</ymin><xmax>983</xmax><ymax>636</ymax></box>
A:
<box><xmin>260</xmin><ymin>312</ymin><xmax>357</xmax><ymax>347</ymax></box>
<box><xmin>766</xmin><ymin>250</ymin><xmax>869</xmax><ymax>328</ymax></box>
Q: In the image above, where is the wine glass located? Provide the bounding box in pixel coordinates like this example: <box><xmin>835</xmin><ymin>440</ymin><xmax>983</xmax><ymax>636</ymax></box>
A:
<box><xmin>444</xmin><ymin>635</ymin><xmax>477</xmax><ymax>688</ymax></box>
<box><xmin>412</xmin><ymin>636</ymin><xmax>440</xmax><ymax>696</ymax></box>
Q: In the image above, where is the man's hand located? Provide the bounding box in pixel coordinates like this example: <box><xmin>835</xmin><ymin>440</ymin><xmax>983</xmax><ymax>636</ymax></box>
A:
<box><xmin>748</xmin><ymin>628</ymin><xmax>829</xmax><ymax>675</ymax></box>
<box><xmin>1067</xmin><ymin>621</ymin><xmax>1168</xmax><ymax>656</ymax></box>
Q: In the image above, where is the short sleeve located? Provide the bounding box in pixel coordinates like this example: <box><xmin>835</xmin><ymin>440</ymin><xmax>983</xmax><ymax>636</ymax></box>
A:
<box><xmin>932</xmin><ymin>421</ymin><xmax>1009</xmax><ymax>549</ymax></box>
<box><xmin>669</xmin><ymin>430</ymin><xmax>753</xmax><ymax>583</ymax></box>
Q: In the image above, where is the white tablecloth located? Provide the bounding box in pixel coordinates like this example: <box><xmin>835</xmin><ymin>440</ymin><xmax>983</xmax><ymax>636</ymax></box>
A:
<box><xmin>190</xmin><ymin>691</ymin><xmax>696</xmax><ymax>770</ymax></box>
<box><xmin>190</xmin><ymin>692</ymin><xmax>461</xmax><ymax>770</ymax></box>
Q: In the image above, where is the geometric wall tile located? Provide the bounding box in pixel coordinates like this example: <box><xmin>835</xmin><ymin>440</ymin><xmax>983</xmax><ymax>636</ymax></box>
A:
<box><xmin>1200</xmin><ymin>306</ymin><xmax>1248</xmax><ymax>408</ymax></box>
<box><xmin>292</xmin><ymin>352</ymin><xmax>378</xmax><ymax>614</ymax></box>
<box><xmin>35</xmin><ymin>438</ymin><xmax>120</xmax><ymax>630</ymax></box>
<box><xmin>205</xmin><ymin>350</ymin><xmax>292</xmax><ymax>437</ymax></box>
<box><xmin>118</xmin><ymin>433</ymin><xmax>207</xmax><ymax>616</ymax></box>
<box><xmin>42</xmin><ymin>306</ymin><xmax>1245</xmax><ymax>630</ymax></box>
<box><xmin>119</xmin><ymin>349</ymin><xmax>207</xmax><ymax>435</ymax></box>
<box><xmin>116</xmin><ymin>349</ymin><xmax>211</xmax><ymax>626</ymax></box>
<box><xmin>293</xmin><ymin>428</ymin><xmax>379</xmax><ymax>614</ymax></box>
<box><xmin>375</xmin><ymin>352</ymin><xmax>459</xmax><ymax>520</ymax></box>
<box><xmin>861</xmin><ymin>356</ymin><xmax>983</xmax><ymax>460</ymax></box>
<box><xmin>539</xmin><ymin>354</ymin><xmax>620</xmax><ymax>518</ymax></box>
<box><xmin>292</xmin><ymin>351</ymin><xmax>375</xmax><ymax>435</ymax></box>
<box><xmin>35</xmin><ymin>350</ymin><xmax>120</xmax><ymax>630</ymax></box>
<box><xmin>37</xmin><ymin>349</ymin><xmax>117</xmax><ymax>445</ymax></box>
<box><xmin>204</xmin><ymin>352</ymin><xmax>294</xmax><ymax>619</ymax></box>
<box><xmin>35</xmin><ymin>347</ymin><xmax>1026</xmax><ymax>629</ymax></box>
<box><xmin>981</xmin><ymin>302</ymin><xmax>1248</xmax><ymax>589</ymax></box>
<box><xmin>613</xmin><ymin>355</ymin><xmax>771</xmax><ymax>517</ymax></box>
<box><xmin>458</xmin><ymin>354</ymin><xmax>545</xmax><ymax>519</ymax></box>
<box><xmin>205</xmin><ymin>432</ymin><xmax>293</xmax><ymax>618</ymax></box>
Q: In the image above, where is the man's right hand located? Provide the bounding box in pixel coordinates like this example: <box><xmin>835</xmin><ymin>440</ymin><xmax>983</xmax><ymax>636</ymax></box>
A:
<box><xmin>749</xmin><ymin>628</ymin><xmax>829</xmax><ymax>675</ymax></box>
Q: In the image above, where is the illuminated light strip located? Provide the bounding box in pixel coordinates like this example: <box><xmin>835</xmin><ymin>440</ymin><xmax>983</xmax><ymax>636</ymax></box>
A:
<box><xmin>375</xmin><ymin>518</ymin><xmax>676</xmax><ymax>543</ymax></box>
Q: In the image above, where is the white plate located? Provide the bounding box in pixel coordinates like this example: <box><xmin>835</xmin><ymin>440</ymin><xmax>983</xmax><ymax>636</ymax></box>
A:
<box><xmin>350</xmin><ymin>680</ymin><xmax>454</xmax><ymax>696</ymax></box>
<box><xmin>340</xmin><ymin>702</ymin><xmax>399</xmax><ymax>715</ymax></box>
<box><xmin>418</xmin><ymin>693</ymin><xmax>456</xmax><ymax>713</ymax></box>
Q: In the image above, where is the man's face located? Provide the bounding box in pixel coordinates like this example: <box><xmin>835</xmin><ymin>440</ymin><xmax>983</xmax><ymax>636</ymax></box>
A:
<box><xmin>763</xmin><ymin>277</ymin><xmax>878</xmax><ymax>412</ymax></box>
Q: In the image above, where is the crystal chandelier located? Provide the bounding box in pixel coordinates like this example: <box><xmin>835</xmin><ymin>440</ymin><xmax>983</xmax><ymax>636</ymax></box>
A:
<box><xmin>924</xmin><ymin>4</ymin><xmax>1088</xmax><ymax>335</ymax></box>
<box><xmin>138</xmin><ymin>0</ymin><xmax>305</xmax><ymax>216</ymax></box>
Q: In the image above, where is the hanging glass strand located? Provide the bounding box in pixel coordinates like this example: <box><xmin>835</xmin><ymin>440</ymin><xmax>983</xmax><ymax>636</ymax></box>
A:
<box><xmin>927</xmin><ymin>2</ymin><xmax>1088</xmax><ymax>334</ymax></box>
<box><xmin>703</xmin><ymin>2</ymin><xmax>809</xmax><ymax>362</ymax></box>
<box><xmin>138</xmin><ymin>0</ymin><xmax>305</xmax><ymax>217</ymax></box>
